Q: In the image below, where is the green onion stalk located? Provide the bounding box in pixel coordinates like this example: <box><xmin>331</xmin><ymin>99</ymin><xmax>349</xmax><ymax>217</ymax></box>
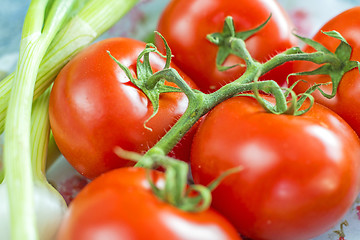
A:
<box><xmin>0</xmin><ymin>0</ymin><xmax>140</xmax><ymax>174</ymax></box>
<box><xmin>0</xmin><ymin>0</ymin><xmax>138</xmax><ymax>239</ymax></box>
<box><xmin>0</xmin><ymin>0</ymin><xmax>139</xmax><ymax>133</ymax></box>
<box><xmin>0</xmin><ymin>0</ymin><xmax>139</xmax><ymax>180</ymax></box>
<box><xmin>1</xmin><ymin>1</ymin><xmax>75</xmax><ymax>239</ymax></box>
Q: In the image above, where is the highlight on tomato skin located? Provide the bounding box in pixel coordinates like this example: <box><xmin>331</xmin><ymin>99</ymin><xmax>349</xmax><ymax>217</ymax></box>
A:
<box><xmin>289</xmin><ymin>6</ymin><xmax>360</xmax><ymax>136</ymax></box>
<box><xmin>49</xmin><ymin>37</ymin><xmax>198</xmax><ymax>180</ymax></box>
<box><xmin>56</xmin><ymin>167</ymin><xmax>243</xmax><ymax>240</ymax></box>
<box><xmin>155</xmin><ymin>0</ymin><xmax>298</xmax><ymax>93</ymax></box>
<box><xmin>190</xmin><ymin>95</ymin><xmax>360</xmax><ymax>240</ymax></box>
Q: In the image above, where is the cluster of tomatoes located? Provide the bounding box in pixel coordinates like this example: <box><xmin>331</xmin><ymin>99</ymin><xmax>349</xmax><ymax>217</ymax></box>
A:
<box><xmin>49</xmin><ymin>0</ymin><xmax>360</xmax><ymax>239</ymax></box>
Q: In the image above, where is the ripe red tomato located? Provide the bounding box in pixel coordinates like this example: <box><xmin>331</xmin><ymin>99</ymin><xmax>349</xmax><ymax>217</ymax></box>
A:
<box><xmin>56</xmin><ymin>167</ymin><xmax>242</xmax><ymax>240</ymax></box>
<box><xmin>289</xmin><ymin>7</ymin><xmax>360</xmax><ymax>135</ymax></box>
<box><xmin>49</xmin><ymin>38</ymin><xmax>197</xmax><ymax>179</ymax></box>
<box><xmin>190</xmin><ymin>95</ymin><xmax>360</xmax><ymax>240</ymax></box>
<box><xmin>155</xmin><ymin>0</ymin><xmax>297</xmax><ymax>93</ymax></box>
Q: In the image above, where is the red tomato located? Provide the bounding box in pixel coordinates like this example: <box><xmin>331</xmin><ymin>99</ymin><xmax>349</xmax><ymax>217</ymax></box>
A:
<box><xmin>155</xmin><ymin>0</ymin><xmax>297</xmax><ymax>93</ymax></box>
<box><xmin>290</xmin><ymin>7</ymin><xmax>360</xmax><ymax>135</ymax></box>
<box><xmin>190</xmin><ymin>95</ymin><xmax>360</xmax><ymax>240</ymax></box>
<box><xmin>49</xmin><ymin>38</ymin><xmax>197</xmax><ymax>179</ymax></box>
<box><xmin>56</xmin><ymin>167</ymin><xmax>242</xmax><ymax>240</ymax></box>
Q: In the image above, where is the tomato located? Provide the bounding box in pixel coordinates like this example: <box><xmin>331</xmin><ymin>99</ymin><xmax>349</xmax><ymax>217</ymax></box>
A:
<box><xmin>190</xmin><ymin>95</ymin><xmax>360</xmax><ymax>240</ymax></box>
<box><xmin>49</xmin><ymin>38</ymin><xmax>198</xmax><ymax>179</ymax></box>
<box><xmin>155</xmin><ymin>0</ymin><xmax>297</xmax><ymax>93</ymax></box>
<box><xmin>56</xmin><ymin>167</ymin><xmax>242</xmax><ymax>240</ymax></box>
<box><xmin>289</xmin><ymin>7</ymin><xmax>360</xmax><ymax>135</ymax></box>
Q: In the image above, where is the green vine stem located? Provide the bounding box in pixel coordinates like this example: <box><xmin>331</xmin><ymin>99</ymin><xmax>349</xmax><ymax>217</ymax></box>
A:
<box><xmin>130</xmin><ymin>22</ymin><xmax>357</xmax><ymax>167</ymax></box>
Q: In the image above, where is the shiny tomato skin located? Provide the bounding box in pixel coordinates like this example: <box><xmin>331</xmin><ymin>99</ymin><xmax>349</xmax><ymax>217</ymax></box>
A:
<box><xmin>290</xmin><ymin>7</ymin><xmax>360</xmax><ymax>135</ymax></box>
<box><xmin>49</xmin><ymin>38</ymin><xmax>197</xmax><ymax>179</ymax></box>
<box><xmin>56</xmin><ymin>167</ymin><xmax>242</xmax><ymax>240</ymax></box>
<box><xmin>190</xmin><ymin>95</ymin><xmax>360</xmax><ymax>240</ymax></box>
<box><xmin>155</xmin><ymin>0</ymin><xmax>297</xmax><ymax>93</ymax></box>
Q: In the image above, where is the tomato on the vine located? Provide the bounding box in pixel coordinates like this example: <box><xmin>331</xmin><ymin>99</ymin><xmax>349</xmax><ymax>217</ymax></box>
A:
<box><xmin>190</xmin><ymin>95</ymin><xmax>360</xmax><ymax>240</ymax></box>
<box><xmin>56</xmin><ymin>167</ymin><xmax>242</xmax><ymax>240</ymax></box>
<box><xmin>289</xmin><ymin>7</ymin><xmax>360</xmax><ymax>135</ymax></box>
<box><xmin>49</xmin><ymin>38</ymin><xmax>198</xmax><ymax>179</ymax></box>
<box><xmin>155</xmin><ymin>0</ymin><xmax>297</xmax><ymax>93</ymax></box>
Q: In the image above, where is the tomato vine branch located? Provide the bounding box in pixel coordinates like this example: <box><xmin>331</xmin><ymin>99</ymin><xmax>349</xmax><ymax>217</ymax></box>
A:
<box><xmin>105</xmin><ymin>17</ymin><xmax>360</xmax><ymax>216</ymax></box>
<box><xmin>127</xmin><ymin>20</ymin><xmax>358</xmax><ymax>169</ymax></box>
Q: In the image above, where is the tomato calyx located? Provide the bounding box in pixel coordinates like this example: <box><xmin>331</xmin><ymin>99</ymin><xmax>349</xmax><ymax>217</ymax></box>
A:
<box><xmin>114</xmin><ymin>147</ymin><xmax>241</xmax><ymax>213</ymax></box>
<box><xmin>107</xmin><ymin>34</ymin><xmax>182</xmax><ymax>131</ymax></box>
<box><xmin>289</xmin><ymin>31</ymin><xmax>359</xmax><ymax>99</ymax></box>
<box><xmin>207</xmin><ymin>15</ymin><xmax>271</xmax><ymax>72</ymax></box>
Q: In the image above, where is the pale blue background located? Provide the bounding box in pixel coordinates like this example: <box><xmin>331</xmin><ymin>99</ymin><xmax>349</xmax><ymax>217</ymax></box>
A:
<box><xmin>0</xmin><ymin>1</ymin><xmax>29</xmax><ymax>55</ymax></box>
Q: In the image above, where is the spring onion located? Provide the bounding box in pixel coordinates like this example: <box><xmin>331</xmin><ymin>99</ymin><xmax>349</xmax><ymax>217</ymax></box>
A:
<box><xmin>1</xmin><ymin>1</ymin><xmax>74</xmax><ymax>239</ymax></box>
<box><xmin>0</xmin><ymin>0</ymin><xmax>139</xmax><ymax>239</ymax></box>
<box><xmin>0</xmin><ymin>0</ymin><xmax>139</xmax><ymax>133</ymax></box>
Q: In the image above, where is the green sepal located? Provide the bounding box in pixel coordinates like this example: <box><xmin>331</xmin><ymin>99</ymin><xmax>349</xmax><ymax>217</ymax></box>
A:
<box><xmin>293</xmin><ymin>33</ymin><xmax>332</xmax><ymax>55</ymax></box>
<box><xmin>295</xmin><ymin>82</ymin><xmax>325</xmax><ymax>108</ymax></box>
<box><xmin>294</xmin><ymin>93</ymin><xmax>315</xmax><ymax>116</ymax></box>
<box><xmin>324</xmin><ymin>30</ymin><xmax>351</xmax><ymax>62</ymax></box>
<box><xmin>282</xmin><ymin>90</ymin><xmax>298</xmax><ymax>115</ymax></box>
<box><xmin>107</xmin><ymin>33</ymin><xmax>180</xmax><ymax>131</ymax></box>
<box><xmin>180</xmin><ymin>185</ymin><xmax>212</xmax><ymax>213</ymax></box>
<box><xmin>248</xmin><ymin>74</ymin><xmax>288</xmax><ymax>115</ymax></box>
<box><xmin>283</xmin><ymin>80</ymin><xmax>325</xmax><ymax>116</ymax></box>
<box><xmin>207</xmin><ymin>15</ymin><xmax>271</xmax><ymax>71</ymax></box>
<box><xmin>115</xmin><ymin>147</ymin><xmax>214</xmax><ymax>213</ymax></box>
<box><xmin>244</xmin><ymin>78</ymin><xmax>321</xmax><ymax>116</ymax></box>
<box><xmin>154</xmin><ymin>31</ymin><xmax>172</xmax><ymax>70</ymax></box>
<box><xmin>114</xmin><ymin>146</ymin><xmax>243</xmax><ymax>213</ymax></box>
<box><xmin>293</xmin><ymin>31</ymin><xmax>359</xmax><ymax>99</ymax></box>
<box><xmin>252</xmin><ymin>89</ymin><xmax>279</xmax><ymax>114</ymax></box>
<box><xmin>235</xmin><ymin>14</ymin><xmax>271</xmax><ymax>40</ymax></box>
<box><xmin>136</xmin><ymin>44</ymin><xmax>156</xmax><ymax>80</ymax></box>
